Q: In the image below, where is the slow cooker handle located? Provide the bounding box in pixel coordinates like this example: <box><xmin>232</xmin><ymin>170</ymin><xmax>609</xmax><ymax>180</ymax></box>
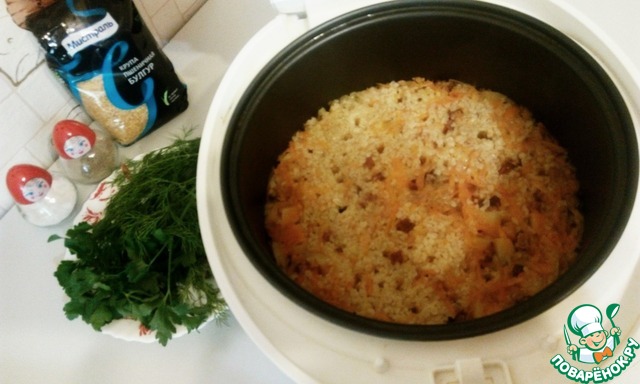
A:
<box><xmin>270</xmin><ymin>0</ymin><xmax>392</xmax><ymax>28</ymax></box>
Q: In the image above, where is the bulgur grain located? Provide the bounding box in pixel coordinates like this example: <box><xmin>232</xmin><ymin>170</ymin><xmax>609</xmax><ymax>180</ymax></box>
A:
<box><xmin>265</xmin><ymin>78</ymin><xmax>583</xmax><ymax>324</ymax></box>
<box><xmin>77</xmin><ymin>75</ymin><xmax>149</xmax><ymax>145</ymax></box>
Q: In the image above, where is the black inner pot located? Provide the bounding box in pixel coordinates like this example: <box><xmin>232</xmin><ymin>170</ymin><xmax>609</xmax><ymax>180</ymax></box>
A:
<box><xmin>220</xmin><ymin>0</ymin><xmax>638</xmax><ymax>340</ymax></box>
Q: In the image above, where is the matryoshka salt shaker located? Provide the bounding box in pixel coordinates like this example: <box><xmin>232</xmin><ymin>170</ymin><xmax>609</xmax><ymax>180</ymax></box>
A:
<box><xmin>52</xmin><ymin>120</ymin><xmax>119</xmax><ymax>184</ymax></box>
<box><xmin>6</xmin><ymin>164</ymin><xmax>77</xmax><ymax>226</ymax></box>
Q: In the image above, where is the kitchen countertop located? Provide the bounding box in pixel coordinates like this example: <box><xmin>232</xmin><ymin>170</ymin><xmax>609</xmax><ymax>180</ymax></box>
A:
<box><xmin>0</xmin><ymin>1</ymin><xmax>294</xmax><ymax>383</ymax></box>
<box><xmin>1</xmin><ymin>1</ymin><xmax>639</xmax><ymax>383</ymax></box>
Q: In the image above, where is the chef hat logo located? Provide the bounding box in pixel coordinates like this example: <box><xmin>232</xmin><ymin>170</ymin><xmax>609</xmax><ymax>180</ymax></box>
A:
<box><xmin>568</xmin><ymin>304</ymin><xmax>604</xmax><ymax>337</ymax></box>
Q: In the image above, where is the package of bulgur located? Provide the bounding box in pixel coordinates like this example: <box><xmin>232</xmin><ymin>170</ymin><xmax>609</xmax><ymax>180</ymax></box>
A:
<box><xmin>13</xmin><ymin>0</ymin><xmax>189</xmax><ymax>145</ymax></box>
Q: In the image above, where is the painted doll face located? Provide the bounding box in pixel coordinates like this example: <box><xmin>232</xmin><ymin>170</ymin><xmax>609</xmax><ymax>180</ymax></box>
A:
<box><xmin>20</xmin><ymin>177</ymin><xmax>50</xmax><ymax>203</ymax></box>
<box><xmin>64</xmin><ymin>135</ymin><xmax>92</xmax><ymax>158</ymax></box>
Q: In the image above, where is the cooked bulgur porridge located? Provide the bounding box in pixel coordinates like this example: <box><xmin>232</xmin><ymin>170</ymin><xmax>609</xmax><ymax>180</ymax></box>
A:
<box><xmin>265</xmin><ymin>78</ymin><xmax>583</xmax><ymax>324</ymax></box>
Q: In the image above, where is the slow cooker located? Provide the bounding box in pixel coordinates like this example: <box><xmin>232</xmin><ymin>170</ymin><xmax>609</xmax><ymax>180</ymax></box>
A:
<box><xmin>197</xmin><ymin>1</ymin><xmax>640</xmax><ymax>382</ymax></box>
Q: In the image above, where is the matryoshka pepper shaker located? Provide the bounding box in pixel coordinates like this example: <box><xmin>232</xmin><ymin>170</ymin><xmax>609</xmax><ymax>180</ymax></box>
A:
<box><xmin>52</xmin><ymin>120</ymin><xmax>119</xmax><ymax>184</ymax></box>
<box><xmin>6</xmin><ymin>164</ymin><xmax>77</xmax><ymax>226</ymax></box>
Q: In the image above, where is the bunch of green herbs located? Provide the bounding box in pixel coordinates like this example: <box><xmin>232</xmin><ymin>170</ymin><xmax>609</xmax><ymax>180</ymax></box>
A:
<box><xmin>50</xmin><ymin>137</ymin><xmax>227</xmax><ymax>346</ymax></box>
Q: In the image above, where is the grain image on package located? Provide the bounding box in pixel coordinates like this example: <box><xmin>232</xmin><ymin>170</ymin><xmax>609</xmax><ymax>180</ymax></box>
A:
<box><xmin>77</xmin><ymin>75</ymin><xmax>149</xmax><ymax>145</ymax></box>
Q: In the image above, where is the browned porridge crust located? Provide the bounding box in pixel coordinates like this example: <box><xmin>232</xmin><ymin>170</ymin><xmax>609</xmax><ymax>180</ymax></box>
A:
<box><xmin>265</xmin><ymin>78</ymin><xmax>583</xmax><ymax>324</ymax></box>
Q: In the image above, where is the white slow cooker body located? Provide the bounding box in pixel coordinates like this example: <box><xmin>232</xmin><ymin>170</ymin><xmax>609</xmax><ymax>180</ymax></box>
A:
<box><xmin>196</xmin><ymin>1</ymin><xmax>640</xmax><ymax>382</ymax></box>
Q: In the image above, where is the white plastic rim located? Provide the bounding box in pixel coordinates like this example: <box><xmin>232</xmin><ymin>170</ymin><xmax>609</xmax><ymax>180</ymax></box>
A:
<box><xmin>196</xmin><ymin>1</ymin><xmax>640</xmax><ymax>383</ymax></box>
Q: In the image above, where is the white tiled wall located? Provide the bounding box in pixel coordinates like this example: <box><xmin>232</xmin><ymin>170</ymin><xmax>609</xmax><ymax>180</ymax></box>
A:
<box><xmin>0</xmin><ymin>0</ymin><xmax>207</xmax><ymax>219</ymax></box>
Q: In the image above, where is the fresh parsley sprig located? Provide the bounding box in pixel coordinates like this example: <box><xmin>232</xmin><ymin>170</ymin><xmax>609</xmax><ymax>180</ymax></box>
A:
<box><xmin>50</xmin><ymin>137</ymin><xmax>227</xmax><ymax>346</ymax></box>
